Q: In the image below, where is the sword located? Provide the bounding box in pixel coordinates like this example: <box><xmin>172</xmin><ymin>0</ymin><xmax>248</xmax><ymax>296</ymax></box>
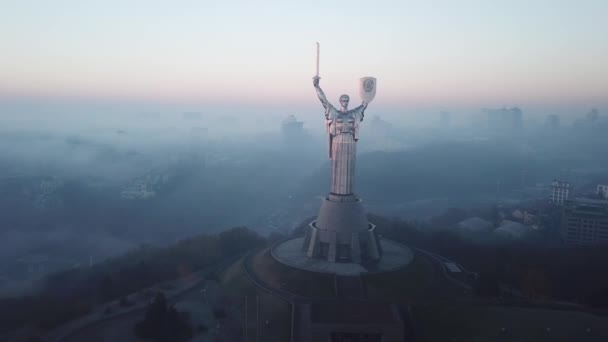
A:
<box><xmin>314</xmin><ymin>42</ymin><xmax>320</xmax><ymax>78</ymax></box>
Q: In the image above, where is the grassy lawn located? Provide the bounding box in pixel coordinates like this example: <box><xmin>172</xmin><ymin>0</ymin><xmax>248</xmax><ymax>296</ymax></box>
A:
<box><xmin>364</xmin><ymin>253</ymin><xmax>435</xmax><ymax>301</ymax></box>
<box><xmin>253</xmin><ymin>249</ymin><xmax>336</xmax><ymax>298</ymax></box>
<box><xmin>412</xmin><ymin>303</ymin><xmax>608</xmax><ymax>342</ymax></box>
<box><xmin>220</xmin><ymin>257</ymin><xmax>292</xmax><ymax>342</ymax></box>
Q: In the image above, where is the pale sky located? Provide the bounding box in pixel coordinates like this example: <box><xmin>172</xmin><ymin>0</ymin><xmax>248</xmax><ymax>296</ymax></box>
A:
<box><xmin>1</xmin><ymin>0</ymin><xmax>607</xmax><ymax>111</ymax></box>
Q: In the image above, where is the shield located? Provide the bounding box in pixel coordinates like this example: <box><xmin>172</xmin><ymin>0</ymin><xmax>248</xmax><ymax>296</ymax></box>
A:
<box><xmin>359</xmin><ymin>77</ymin><xmax>377</xmax><ymax>103</ymax></box>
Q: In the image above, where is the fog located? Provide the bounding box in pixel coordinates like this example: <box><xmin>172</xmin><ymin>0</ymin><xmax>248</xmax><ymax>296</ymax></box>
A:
<box><xmin>1</xmin><ymin>96</ymin><xmax>607</xmax><ymax>295</ymax></box>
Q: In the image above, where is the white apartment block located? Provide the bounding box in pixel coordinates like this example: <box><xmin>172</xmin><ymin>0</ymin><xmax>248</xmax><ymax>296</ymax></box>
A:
<box><xmin>550</xmin><ymin>180</ymin><xmax>570</xmax><ymax>206</ymax></box>
<box><xmin>598</xmin><ymin>184</ymin><xmax>608</xmax><ymax>199</ymax></box>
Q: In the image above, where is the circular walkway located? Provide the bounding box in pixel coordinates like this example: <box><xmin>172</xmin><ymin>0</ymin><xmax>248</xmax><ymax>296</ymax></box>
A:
<box><xmin>272</xmin><ymin>237</ymin><xmax>413</xmax><ymax>276</ymax></box>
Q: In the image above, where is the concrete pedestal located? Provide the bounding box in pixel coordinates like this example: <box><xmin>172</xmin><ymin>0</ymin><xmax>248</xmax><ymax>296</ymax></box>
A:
<box><xmin>302</xmin><ymin>194</ymin><xmax>382</xmax><ymax>263</ymax></box>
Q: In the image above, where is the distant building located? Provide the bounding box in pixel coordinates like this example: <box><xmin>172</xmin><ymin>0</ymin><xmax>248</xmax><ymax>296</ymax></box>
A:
<box><xmin>511</xmin><ymin>209</ymin><xmax>539</xmax><ymax>228</ymax></box>
<box><xmin>561</xmin><ymin>198</ymin><xmax>608</xmax><ymax>246</ymax></box>
<box><xmin>16</xmin><ymin>254</ymin><xmax>76</xmax><ymax>279</ymax></box>
<box><xmin>550</xmin><ymin>180</ymin><xmax>570</xmax><ymax>206</ymax></box>
<box><xmin>17</xmin><ymin>255</ymin><xmax>49</xmax><ymax>275</ymax></box>
<box><xmin>365</xmin><ymin>116</ymin><xmax>402</xmax><ymax>152</ymax></box>
<box><xmin>586</xmin><ymin>108</ymin><xmax>600</xmax><ymax>122</ymax></box>
<box><xmin>484</xmin><ymin>107</ymin><xmax>523</xmax><ymax>132</ymax></box>
<box><xmin>369</xmin><ymin>115</ymin><xmax>392</xmax><ymax>131</ymax></box>
<box><xmin>281</xmin><ymin>115</ymin><xmax>304</xmax><ymax>137</ymax></box>
<box><xmin>572</xmin><ymin>108</ymin><xmax>606</xmax><ymax>130</ymax></box>
<box><xmin>545</xmin><ymin>115</ymin><xmax>560</xmax><ymax>130</ymax></box>
<box><xmin>598</xmin><ymin>184</ymin><xmax>608</xmax><ymax>200</ymax></box>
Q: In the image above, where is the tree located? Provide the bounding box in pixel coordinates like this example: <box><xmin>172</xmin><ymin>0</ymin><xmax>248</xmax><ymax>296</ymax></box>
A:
<box><xmin>135</xmin><ymin>292</ymin><xmax>167</xmax><ymax>339</ymax></box>
<box><xmin>213</xmin><ymin>307</ymin><xmax>227</xmax><ymax>320</ymax></box>
<box><xmin>430</xmin><ymin>208</ymin><xmax>468</xmax><ymax>228</ymax></box>
<box><xmin>134</xmin><ymin>292</ymin><xmax>193</xmax><ymax>342</ymax></box>
<box><xmin>475</xmin><ymin>271</ymin><xmax>501</xmax><ymax>297</ymax></box>
<box><xmin>98</xmin><ymin>274</ymin><xmax>114</xmax><ymax>301</ymax></box>
<box><xmin>218</xmin><ymin>227</ymin><xmax>264</xmax><ymax>257</ymax></box>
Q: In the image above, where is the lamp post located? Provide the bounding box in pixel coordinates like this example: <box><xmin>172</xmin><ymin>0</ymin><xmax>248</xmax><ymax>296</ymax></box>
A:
<box><xmin>244</xmin><ymin>296</ymin><xmax>248</xmax><ymax>342</ymax></box>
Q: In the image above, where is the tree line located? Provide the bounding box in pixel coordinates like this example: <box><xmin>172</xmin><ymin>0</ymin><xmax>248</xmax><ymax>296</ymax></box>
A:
<box><xmin>371</xmin><ymin>214</ymin><xmax>608</xmax><ymax>307</ymax></box>
<box><xmin>0</xmin><ymin>226</ymin><xmax>266</xmax><ymax>338</ymax></box>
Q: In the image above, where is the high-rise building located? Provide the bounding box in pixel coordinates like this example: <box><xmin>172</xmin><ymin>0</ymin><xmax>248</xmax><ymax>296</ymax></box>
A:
<box><xmin>485</xmin><ymin>107</ymin><xmax>523</xmax><ymax>132</ymax></box>
<box><xmin>550</xmin><ymin>180</ymin><xmax>570</xmax><ymax>206</ymax></box>
<box><xmin>281</xmin><ymin>115</ymin><xmax>304</xmax><ymax>136</ymax></box>
<box><xmin>598</xmin><ymin>184</ymin><xmax>608</xmax><ymax>200</ymax></box>
<box><xmin>586</xmin><ymin>108</ymin><xmax>600</xmax><ymax>122</ymax></box>
<box><xmin>561</xmin><ymin>198</ymin><xmax>608</xmax><ymax>246</ymax></box>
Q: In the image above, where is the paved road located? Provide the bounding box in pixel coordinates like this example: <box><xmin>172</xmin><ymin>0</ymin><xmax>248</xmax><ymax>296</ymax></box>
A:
<box><xmin>413</xmin><ymin>248</ymin><xmax>474</xmax><ymax>298</ymax></box>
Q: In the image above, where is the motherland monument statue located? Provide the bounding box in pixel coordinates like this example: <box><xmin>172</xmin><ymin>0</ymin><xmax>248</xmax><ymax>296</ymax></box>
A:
<box><xmin>302</xmin><ymin>43</ymin><xmax>382</xmax><ymax>263</ymax></box>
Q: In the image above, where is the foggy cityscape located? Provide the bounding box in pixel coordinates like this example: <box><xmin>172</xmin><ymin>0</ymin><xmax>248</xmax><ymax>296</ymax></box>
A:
<box><xmin>1</xmin><ymin>1</ymin><xmax>608</xmax><ymax>342</ymax></box>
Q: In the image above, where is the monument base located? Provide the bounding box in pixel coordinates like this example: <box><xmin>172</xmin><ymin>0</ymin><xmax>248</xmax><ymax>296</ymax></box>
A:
<box><xmin>273</xmin><ymin>237</ymin><xmax>412</xmax><ymax>275</ymax></box>
<box><xmin>302</xmin><ymin>194</ymin><xmax>382</xmax><ymax>263</ymax></box>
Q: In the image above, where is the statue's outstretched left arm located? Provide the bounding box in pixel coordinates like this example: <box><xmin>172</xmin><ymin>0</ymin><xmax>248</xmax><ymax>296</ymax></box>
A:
<box><xmin>355</xmin><ymin>102</ymin><xmax>368</xmax><ymax>121</ymax></box>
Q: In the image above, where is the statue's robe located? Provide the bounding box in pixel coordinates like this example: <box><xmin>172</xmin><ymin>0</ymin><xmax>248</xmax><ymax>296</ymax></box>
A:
<box><xmin>315</xmin><ymin>86</ymin><xmax>366</xmax><ymax>195</ymax></box>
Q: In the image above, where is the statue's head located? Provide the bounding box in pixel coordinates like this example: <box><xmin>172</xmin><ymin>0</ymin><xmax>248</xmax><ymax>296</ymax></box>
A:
<box><xmin>339</xmin><ymin>94</ymin><xmax>350</xmax><ymax>110</ymax></box>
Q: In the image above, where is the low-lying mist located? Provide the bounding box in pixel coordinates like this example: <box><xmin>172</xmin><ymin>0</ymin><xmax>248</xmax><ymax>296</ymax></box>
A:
<box><xmin>1</xmin><ymin>101</ymin><xmax>607</xmax><ymax>296</ymax></box>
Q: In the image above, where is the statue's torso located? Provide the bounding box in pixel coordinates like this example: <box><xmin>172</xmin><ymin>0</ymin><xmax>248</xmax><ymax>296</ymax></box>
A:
<box><xmin>328</xmin><ymin>109</ymin><xmax>361</xmax><ymax>136</ymax></box>
<box><xmin>334</xmin><ymin>114</ymin><xmax>356</xmax><ymax>134</ymax></box>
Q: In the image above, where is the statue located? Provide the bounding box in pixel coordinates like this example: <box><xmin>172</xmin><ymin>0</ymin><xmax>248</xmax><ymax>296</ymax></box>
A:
<box><xmin>313</xmin><ymin>76</ymin><xmax>367</xmax><ymax>195</ymax></box>
<box><xmin>301</xmin><ymin>43</ymin><xmax>381</xmax><ymax>263</ymax></box>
